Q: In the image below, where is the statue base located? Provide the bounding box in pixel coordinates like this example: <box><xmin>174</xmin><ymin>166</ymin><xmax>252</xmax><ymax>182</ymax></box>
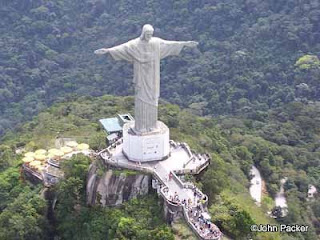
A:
<box><xmin>122</xmin><ymin>121</ymin><xmax>170</xmax><ymax>162</ymax></box>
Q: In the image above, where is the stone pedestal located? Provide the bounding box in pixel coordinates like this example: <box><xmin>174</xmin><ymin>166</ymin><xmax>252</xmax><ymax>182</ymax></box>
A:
<box><xmin>123</xmin><ymin>121</ymin><xmax>170</xmax><ymax>162</ymax></box>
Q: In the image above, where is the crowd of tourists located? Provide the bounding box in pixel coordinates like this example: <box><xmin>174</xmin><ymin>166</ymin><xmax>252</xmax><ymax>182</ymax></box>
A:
<box><xmin>163</xmin><ymin>184</ymin><xmax>222</xmax><ymax>240</ymax></box>
<box><xmin>188</xmin><ymin>207</ymin><xmax>221</xmax><ymax>239</ymax></box>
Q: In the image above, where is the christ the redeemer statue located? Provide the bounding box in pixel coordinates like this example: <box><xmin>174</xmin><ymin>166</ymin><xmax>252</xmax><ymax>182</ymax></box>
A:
<box><xmin>95</xmin><ymin>24</ymin><xmax>198</xmax><ymax>134</ymax></box>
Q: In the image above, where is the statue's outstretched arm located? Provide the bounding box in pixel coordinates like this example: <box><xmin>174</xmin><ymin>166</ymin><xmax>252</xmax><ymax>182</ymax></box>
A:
<box><xmin>160</xmin><ymin>39</ymin><xmax>198</xmax><ymax>59</ymax></box>
<box><xmin>94</xmin><ymin>42</ymin><xmax>133</xmax><ymax>62</ymax></box>
<box><xmin>94</xmin><ymin>48</ymin><xmax>109</xmax><ymax>55</ymax></box>
<box><xmin>182</xmin><ymin>41</ymin><xmax>199</xmax><ymax>48</ymax></box>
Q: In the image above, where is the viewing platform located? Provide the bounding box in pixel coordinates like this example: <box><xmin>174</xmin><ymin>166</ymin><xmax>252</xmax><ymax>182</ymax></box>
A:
<box><xmin>22</xmin><ymin>142</ymin><xmax>93</xmax><ymax>187</ymax></box>
<box><xmin>99</xmin><ymin>139</ymin><xmax>222</xmax><ymax>240</ymax></box>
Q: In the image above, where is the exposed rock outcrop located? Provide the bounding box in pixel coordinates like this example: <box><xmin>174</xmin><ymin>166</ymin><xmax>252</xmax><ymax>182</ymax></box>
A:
<box><xmin>86</xmin><ymin>162</ymin><xmax>151</xmax><ymax>206</ymax></box>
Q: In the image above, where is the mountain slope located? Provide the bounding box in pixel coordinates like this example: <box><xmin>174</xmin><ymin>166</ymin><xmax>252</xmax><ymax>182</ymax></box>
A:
<box><xmin>1</xmin><ymin>0</ymin><xmax>320</xmax><ymax>135</ymax></box>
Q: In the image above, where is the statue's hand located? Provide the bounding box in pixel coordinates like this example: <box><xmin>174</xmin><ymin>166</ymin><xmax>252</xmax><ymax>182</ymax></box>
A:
<box><xmin>185</xmin><ymin>41</ymin><xmax>199</xmax><ymax>48</ymax></box>
<box><xmin>94</xmin><ymin>48</ymin><xmax>109</xmax><ymax>55</ymax></box>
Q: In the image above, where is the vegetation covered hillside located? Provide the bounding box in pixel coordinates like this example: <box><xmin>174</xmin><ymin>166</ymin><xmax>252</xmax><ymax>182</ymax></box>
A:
<box><xmin>0</xmin><ymin>96</ymin><xmax>175</xmax><ymax>240</ymax></box>
<box><xmin>1</xmin><ymin>0</ymin><xmax>320</xmax><ymax>135</ymax></box>
<box><xmin>0</xmin><ymin>95</ymin><xmax>318</xmax><ymax>239</ymax></box>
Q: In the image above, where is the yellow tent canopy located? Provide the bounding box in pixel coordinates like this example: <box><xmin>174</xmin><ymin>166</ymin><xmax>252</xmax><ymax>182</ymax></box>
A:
<box><xmin>47</xmin><ymin>153</ymin><xmax>56</xmax><ymax>159</ymax></box>
<box><xmin>35</xmin><ymin>149</ymin><xmax>47</xmax><ymax>155</ymax></box>
<box><xmin>78</xmin><ymin>143</ymin><xmax>89</xmax><ymax>150</ymax></box>
<box><xmin>54</xmin><ymin>150</ymin><xmax>64</xmax><ymax>157</ymax></box>
<box><xmin>48</xmin><ymin>148</ymin><xmax>59</xmax><ymax>154</ymax></box>
<box><xmin>66</xmin><ymin>141</ymin><xmax>78</xmax><ymax>148</ymax></box>
<box><xmin>24</xmin><ymin>152</ymin><xmax>35</xmax><ymax>158</ymax></box>
<box><xmin>30</xmin><ymin>160</ymin><xmax>41</xmax><ymax>167</ymax></box>
<box><xmin>22</xmin><ymin>156</ymin><xmax>34</xmax><ymax>163</ymax></box>
<box><xmin>34</xmin><ymin>154</ymin><xmax>46</xmax><ymax>161</ymax></box>
<box><xmin>61</xmin><ymin>146</ymin><xmax>73</xmax><ymax>154</ymax></box>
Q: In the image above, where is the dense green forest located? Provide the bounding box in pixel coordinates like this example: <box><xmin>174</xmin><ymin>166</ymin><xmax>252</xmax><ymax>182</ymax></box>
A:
<box><xmin>0</xmin><ymin>96</ymin><xmax>176</xmax><ymax>240</ymax></box>
<box><xmin>0</xmin><ymin>96</ymin><xmax>319</xmax><ymax>239</ymax></box>
<box><xmin>1</xmin><ymin>0</ymin><xmax>320</xmax><ymax>135</ymax></box>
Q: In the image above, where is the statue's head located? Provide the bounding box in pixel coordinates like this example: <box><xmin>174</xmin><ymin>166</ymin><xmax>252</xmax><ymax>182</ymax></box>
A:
<box><xmin>140</xmin><ymin>24</ymin><xmax>154</xmax><ymax>42</ymax></box>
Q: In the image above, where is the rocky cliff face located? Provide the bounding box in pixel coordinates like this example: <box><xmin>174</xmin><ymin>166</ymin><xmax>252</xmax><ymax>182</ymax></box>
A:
<box><xmin>86</xmin><ymin>162</ymin><xmax>150</xmax><ymax>206</ymax></box>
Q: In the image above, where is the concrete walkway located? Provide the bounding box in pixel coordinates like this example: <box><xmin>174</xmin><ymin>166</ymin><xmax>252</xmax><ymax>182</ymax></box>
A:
<box><xmin>100</xmin><ymin>140</ymin><xmax>222</xmax><ymax>240</ymax></box>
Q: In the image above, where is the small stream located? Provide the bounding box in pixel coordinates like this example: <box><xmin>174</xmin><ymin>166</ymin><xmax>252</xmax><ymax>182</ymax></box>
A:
<box><xmin>249</xmin><ymin>166</ymin><xmax>288</xmax><ymax>217</ymax></box>
<box><xmin>249</xmin><ymin>165</ymin><xmax>262</xmax><ymax>204</ymax></box>
<box><xmin>275</xmin><ymin>177</ymin><xmax>288</xmax><ymax>216</ymax></box>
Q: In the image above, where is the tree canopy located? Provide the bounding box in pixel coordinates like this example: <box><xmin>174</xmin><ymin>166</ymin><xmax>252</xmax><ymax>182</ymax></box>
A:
<box><xmin>1</xmin><ymin>0</ymin><xmax>320</xmax><ymax>136</ymax></box>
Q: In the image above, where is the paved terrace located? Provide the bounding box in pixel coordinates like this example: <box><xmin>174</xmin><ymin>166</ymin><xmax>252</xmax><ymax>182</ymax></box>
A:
<box><xmin>99</xmin><ymin>139</ymin><xmax>222</xmax><ymax>240</ymax></box>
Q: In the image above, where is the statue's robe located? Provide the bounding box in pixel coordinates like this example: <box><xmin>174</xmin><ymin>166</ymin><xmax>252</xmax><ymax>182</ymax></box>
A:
<box><xmin>108</xmin><ymin>37</ymin><xmax>184</xmax><ymax>133</ymax></box>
